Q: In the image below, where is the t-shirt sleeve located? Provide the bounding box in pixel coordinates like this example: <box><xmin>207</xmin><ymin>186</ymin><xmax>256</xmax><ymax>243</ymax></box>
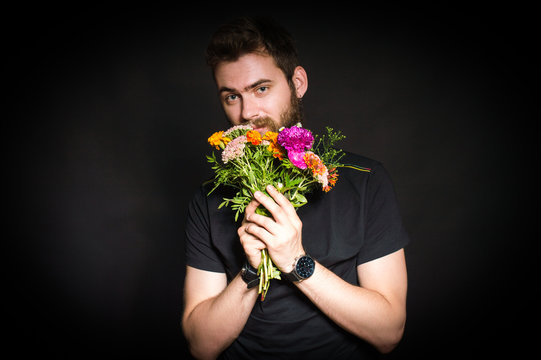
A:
<box><xmin>357</xmin><ymin>164</ymin><xmax>410</xmax><ymax>264</ymax></box>
<box><xmin>184</xmin><ymin>186</ymin><xmax>226</xmax><ymax>273</ymax></box>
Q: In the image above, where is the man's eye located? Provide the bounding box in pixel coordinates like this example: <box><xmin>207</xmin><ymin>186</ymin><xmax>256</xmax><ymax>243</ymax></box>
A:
<box><xmin>225</xmin><ymin>94</ymin><xmax>239</xmax><ymax>103</ymax></box>
<box><xmin>256</xmin><ymin>86</ymin><xmax>268</xmax><ymax>94</ymax></box>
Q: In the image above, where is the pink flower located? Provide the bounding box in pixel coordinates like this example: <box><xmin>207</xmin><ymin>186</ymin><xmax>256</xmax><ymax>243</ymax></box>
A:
<box><xmin>287</xmin><ymin>150</ymin><xmax>308</xmax><ymax>169</ymax></box>
<box><xmin>222</xmin><ymin>135</ymin><xmax>246</xmax><ymax>163</ymax></box>
<box><xmin>277</xmin><ymin>126</ymin><xmax>314</xmax><ymax>153</ymax></box>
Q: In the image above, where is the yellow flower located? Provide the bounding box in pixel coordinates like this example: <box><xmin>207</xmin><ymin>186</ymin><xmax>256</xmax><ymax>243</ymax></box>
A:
<box><xmin>208</xmin><ymin>131</ymin><xmax>231</xmax><ymax>149</ymax></box>
<box><xmin>261</xmin><ymin>131</ymin><xmax>284</xmax><ymax>159</ymax></box>
<box><xmin>262</xmin><ymin>131</ymin><xmax>278</xmax><ymax>142</ymax></box>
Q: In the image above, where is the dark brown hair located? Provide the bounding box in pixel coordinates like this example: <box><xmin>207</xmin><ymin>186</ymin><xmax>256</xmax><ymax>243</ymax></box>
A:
<box><xmin>206</xmin><ymin>16</ymin><xmax>299</xmax><ymax>85</ymax></box>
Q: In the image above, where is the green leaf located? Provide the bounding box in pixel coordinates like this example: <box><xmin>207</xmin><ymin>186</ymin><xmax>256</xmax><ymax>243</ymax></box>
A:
<box><xmin>294</xmin><ymin>192</ymin><xmax>307</xmax><ymax>204</ymax></box>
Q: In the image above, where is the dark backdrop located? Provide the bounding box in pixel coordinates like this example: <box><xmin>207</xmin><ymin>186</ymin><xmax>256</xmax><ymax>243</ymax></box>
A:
<box><xmin>8</xmin><ymin>4</ymin><xmax>534</xmax><ymax>359</ymax></box>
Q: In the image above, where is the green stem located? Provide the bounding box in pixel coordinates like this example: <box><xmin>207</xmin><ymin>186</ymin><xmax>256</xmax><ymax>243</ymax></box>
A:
<box><xmin>257</xmin><ymin>249</ymin><xmax>281</xmax><ymax>301</ymax></box>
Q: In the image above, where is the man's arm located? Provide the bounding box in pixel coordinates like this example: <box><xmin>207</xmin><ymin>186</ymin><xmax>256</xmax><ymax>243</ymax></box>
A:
<box><xmin>182</xmin><ymin>266</ymin><xmax>258</xmax><ymax>360</ymax></box>
<box><xmin>296</xmin><ymin>249</ymin><xmax>407</xmax><ymax>353</ymax></box>
<box><xmin>243</xmin><ymin>185</ymin><xmax>407</xmax><ymax>353</ymax></box>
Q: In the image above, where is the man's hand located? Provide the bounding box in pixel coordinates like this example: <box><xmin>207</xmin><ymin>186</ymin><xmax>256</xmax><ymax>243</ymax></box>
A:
<box><xmin>239</xmin><ymin>185</ymin><xmax>304</xmax><ymax>272</ymax></box>
<box><xmin>238</xmin><ymin>199</ymin><xmax>267</xmax><ymax>269</ymax></box>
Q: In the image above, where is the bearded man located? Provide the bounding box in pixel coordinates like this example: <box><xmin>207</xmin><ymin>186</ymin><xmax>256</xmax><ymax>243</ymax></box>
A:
<box><xmin>182</xmin><ymin>16</ymin><xmax>409</xmax><ymax>360</ymax></box>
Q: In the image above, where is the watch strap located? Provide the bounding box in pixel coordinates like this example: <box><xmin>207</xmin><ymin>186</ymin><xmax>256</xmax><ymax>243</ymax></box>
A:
<box><xmin>282</xmin><ymin>269</ymin><xmax>302</xmax><ymax>282</ymax></box>
<box><xmin>241</xmin><ymin>261</ymin><xmax>259</xmax><ymax>289</ymax></box>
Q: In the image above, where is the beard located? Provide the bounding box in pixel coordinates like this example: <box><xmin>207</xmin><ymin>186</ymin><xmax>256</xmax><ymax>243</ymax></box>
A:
<box><xmin>242</xmin><ymin>89</ymin><xmax>304</xmax><ymax>133</ymax></box>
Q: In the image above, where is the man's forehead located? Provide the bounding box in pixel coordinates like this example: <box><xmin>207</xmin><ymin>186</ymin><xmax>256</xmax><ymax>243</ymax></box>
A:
<box><xmin>214</xmin><ymin>52</ymin><xmax>286</xmax><ymax>90</ymax></box>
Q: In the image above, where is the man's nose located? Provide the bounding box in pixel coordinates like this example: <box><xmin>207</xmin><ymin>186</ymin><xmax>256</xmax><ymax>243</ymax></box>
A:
<box><xmin>241</xmin><ymin>97</ymin><xmax>260</xmax><ymax>121</ymax></box>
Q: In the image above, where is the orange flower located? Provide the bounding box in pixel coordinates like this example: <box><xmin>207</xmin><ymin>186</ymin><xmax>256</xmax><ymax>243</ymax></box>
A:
<box><xmin>262</xmin><ymin>131</ymin><xmax>278</xmax><ymax>142</ymax></box>
<box><xmin>263</xmin><ymin>131</ymin><xmax>285</xmax><ymax>159</ymax></box>
<box><xmin>262</xmin><ymin>131</ymin><xmax>286</xmax><ymax>160</ymax></box>
<box><xmin>208</xmin><ymin>131</ymin><xmax>224</xmax><ymax>149</ymax></box>
<box><xmin>268</xmin><ymin>142</ymin><xmax>285</xmax><ymax>160</ymax></box>
<box><xmin>208</xmin><ymin>131</ymin><xmax>231</xmax><ymax>149</ymax></box>
<box><xmin>246</xmin><ymin>130</ymin><xmax>262</xmax><ymax>145</ymax></box>
<box><xmin>323</xmin><ymin>168</ymin><xmax>339</xmax><ymax>192</ymax></box>
<box><xmin>304</xmin><ymin>152</ymin><xmax>327</xmax><ymax>176</ymax></box>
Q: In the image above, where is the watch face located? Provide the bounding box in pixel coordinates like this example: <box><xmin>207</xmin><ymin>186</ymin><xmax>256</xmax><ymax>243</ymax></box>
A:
<box><xmin>296</xmin><ymin>256</ymin><xmax>315</xmax><ymax>279</ymax></box>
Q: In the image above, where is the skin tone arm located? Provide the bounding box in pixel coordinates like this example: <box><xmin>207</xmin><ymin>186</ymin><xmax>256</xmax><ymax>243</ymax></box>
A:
<box><xmin>181</xmin><ymin>201</ymin><xmax>266</xmax><ymax>360</ymax></box>
<box><xmin>182</xmin><ymin>268</ymin><xmax>258</xmax><ymax>359</ymax></box>
<box><xmin>183</xmin><ymin>184</ymin><xmax>407</xmax><ymax>357</ymax></box>
<box><xmin>242</xmin><ymin>185</ymin><xmax>408</xmax><ymax>353</ymax></box>
<box><xmin>297</xmin><ymin>251</ymin><xmax>407</xmax><ymax>353</ymax></box>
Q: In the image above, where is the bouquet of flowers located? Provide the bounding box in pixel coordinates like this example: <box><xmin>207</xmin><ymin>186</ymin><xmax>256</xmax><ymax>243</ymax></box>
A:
<box><xmin>207</xmin><ymin>123</ymin><xmax>345</xmax><ymax>300</ymax></box>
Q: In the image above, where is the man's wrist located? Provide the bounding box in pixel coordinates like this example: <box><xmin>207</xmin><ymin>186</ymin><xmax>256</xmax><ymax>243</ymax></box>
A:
<box><xmin>240</xmin><ymin>261</ymin><xmax>259</xmax><ymax>289</ymax></box>
<box><xmin>281</xmin><ymin>250</ymin><xmax>305</xmax><ymax>273</ymax></box>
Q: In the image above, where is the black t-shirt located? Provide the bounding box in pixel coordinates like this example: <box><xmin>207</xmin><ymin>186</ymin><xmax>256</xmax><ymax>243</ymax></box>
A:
<box><xmin>185</xmin><ymin>152</ymin><xmax>409</xmax><ymax>359</ymax></box>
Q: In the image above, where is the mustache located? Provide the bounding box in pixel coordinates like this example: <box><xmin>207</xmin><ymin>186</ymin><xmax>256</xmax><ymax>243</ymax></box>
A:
<box><xmin>242</xmin><ymin>117</ymin><xmax>276</xmax><ymax>131</ymax></box>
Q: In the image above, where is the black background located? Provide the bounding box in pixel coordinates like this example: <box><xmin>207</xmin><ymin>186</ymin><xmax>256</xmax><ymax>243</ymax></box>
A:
<box><xmin>7</xmin><ymin>3</ymin><xmax>535</xmax><ymax>359</ymax></box>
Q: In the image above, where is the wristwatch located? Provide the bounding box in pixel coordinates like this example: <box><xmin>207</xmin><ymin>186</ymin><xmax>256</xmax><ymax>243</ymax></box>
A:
<box><xmin>240</xmin><ymin>261</ymin><xmax>259</xmax><ymax>289</ymax></box>
<box><xmin>282</xmin><ymin>254</ymin><xmax>315</xmax><ymax>282</ymax></box>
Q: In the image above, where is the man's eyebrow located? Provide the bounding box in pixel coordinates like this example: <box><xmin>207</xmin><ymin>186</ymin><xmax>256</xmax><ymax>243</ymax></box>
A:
<box><xmin>218</xmin><ymin>86</ymin><xmax>234</xmax><ymax>94</ymax></box>
<box><xmin>246</xmin><ymin>79</ymin><xmax>272</xmax><ymax>91</ymax></box>
<box><xmin>218</xmin><ymin>79</ymin><xmax>272</xmax><ymax>94</ymax></box>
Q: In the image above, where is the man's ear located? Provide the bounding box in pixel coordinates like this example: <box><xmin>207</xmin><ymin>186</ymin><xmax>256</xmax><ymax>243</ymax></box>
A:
<box><xmin>292</xmin><ymin>66</ymin><xmax>308</xmax><ymax>98</ymax></box>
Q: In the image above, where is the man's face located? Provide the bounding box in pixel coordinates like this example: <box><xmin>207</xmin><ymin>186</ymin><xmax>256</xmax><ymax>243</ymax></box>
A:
<box><xmin>214</xmin><ymin>52</ymin><xmax>302</xmax><ymax>133</ymax></box>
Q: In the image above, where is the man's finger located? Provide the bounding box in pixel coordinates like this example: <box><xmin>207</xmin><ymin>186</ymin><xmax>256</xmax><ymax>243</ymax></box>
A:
<box><xmin>264</xmin><ymin>185</ymin><xmax>298</xmax><ymax>221</ymax></box>
<box><xmin>253</xmin><ymin>190</ymin><xmax>283</xmax><ymax>221</ymax></box>
<box><xmin>244</xmin><ymin>198</ymin><xmax>261</xmax><ymax>221</ymax></box>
